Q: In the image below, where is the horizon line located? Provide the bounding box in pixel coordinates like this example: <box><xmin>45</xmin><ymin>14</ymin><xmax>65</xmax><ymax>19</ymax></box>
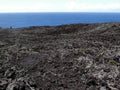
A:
<box><xmin>0</xmin><ymin>11</ymin><xmax>120</xmax><ymax>13</ymax></box>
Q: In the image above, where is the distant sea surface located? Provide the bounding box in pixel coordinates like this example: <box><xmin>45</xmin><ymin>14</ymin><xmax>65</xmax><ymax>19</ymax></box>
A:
<box><xmin>0</xmin><ymin>13</ymin><xmax>120</xmax><ymax>28</ymax></box>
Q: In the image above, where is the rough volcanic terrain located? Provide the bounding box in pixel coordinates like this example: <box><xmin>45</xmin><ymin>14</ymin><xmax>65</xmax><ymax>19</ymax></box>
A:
<box><xmin>0</xmin><ymin>22</ymin><xmax>120</xmax><ymax>90</ymax></box>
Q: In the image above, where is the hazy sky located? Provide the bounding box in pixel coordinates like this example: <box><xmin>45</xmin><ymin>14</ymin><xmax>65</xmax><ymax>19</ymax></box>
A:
<box><xmin>0</xmin><ymin>0</ymin><xmax>120</xmax><ymax>12</ymax></box>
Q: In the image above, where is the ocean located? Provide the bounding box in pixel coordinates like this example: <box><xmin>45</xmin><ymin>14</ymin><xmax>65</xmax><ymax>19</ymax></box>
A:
<box><xmin>0</xmin><ymin>13</ymin><xmax>120</xmax><ymax>28</ymax></box>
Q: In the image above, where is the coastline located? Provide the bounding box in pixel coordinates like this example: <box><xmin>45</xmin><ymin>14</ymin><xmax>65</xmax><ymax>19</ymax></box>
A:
<box><xmin>0</xmin><ymin>12</ymin><xmax>120</xmax><ymax>28</ymax></box>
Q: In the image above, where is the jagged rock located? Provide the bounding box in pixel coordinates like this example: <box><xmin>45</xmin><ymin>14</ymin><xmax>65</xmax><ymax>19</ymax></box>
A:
<box><xmin>100</xmin><ymin>87</ymin><xmax>106</xmax><ymax>90</ymax></box>
<box><xmin>4</xmin><ymin>67</ymin><xmax>16</xmax><ymax>79</ymax></box>
<box><xmin>0</xmin><ymin>23</ymin><xmax>120</xmax><ymax>89</ymax></box>
<box><xmin>0</xmin><ymin>41</ymin><xmax>7</xmax><ymax>47</ymax></box>
<box><xmin>0</xmin><ymin>79</ymin><xmax>8</xmax><ymax>90</ymax></box>
<box><xmin>6</xmin><ymin>80</ymin><xmax>26</xmax><ymax>90</ymax></box>
<box><xmin>6</xmin><ymin>77</ymin><xmax>35</xmax><ymax>90</ymax></box>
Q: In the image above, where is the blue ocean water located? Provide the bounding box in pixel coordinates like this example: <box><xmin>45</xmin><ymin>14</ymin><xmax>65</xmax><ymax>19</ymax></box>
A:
<box><xmin>0</xmin><ymin>13</ymin><xmax>120</xmax><ymax>28</ymax></box>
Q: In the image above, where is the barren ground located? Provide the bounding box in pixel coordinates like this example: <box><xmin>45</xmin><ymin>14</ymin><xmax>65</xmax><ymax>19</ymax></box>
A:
<box><xmin>0</xmin><ymin>23</ymin><xmax>120</xmax><ymax>90</ymax></box>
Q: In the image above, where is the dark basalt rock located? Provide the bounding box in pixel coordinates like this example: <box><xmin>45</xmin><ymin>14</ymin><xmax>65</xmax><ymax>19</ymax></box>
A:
<box><xmin>0</xmin><ymin>22</ymin><xmax>120</xmax><ymax>90</ymax></box>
